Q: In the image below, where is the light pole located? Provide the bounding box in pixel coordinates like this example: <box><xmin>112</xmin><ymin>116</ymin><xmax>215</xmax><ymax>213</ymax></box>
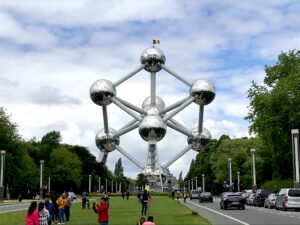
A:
<box><xmin>191</xmin><ymin>179</ymin><xmax>193</xmax><ymax>190</ymax></box>
<box><xmin>250</xmin><ymin>149</ymin><xmax>257</xmax><ymax>188</ymax></box>
<box><xmin>48</xmin><ymin>176</ymin><xmax>51</xmax><ymax>193</ymax></box>
<box><xmin>105</xmin><ymin>179</ymin><xmax>108</xmax><ymax>193</ymax></box>
<box><xmin>195</xmin><ymin>177</ymin><xmax>198</xmax><ymax>190</ymax></box>
<box><xmin>228</xmin><ymin>158</ymin><xmax>232</xmax><ymax>191</ymax></box>
<box><xmin>237</xmin><ymin>171</ymin><xmax>240</xmax><ymax>192</ymax></box>
<box><xmin>202</xmin><ymin>174</ymin><xmax>205</xmax><ymax>192</ymax></box>
<box><xmin>188</xmin><ymin>180</ymin><xmax>190</xmax><ymax>192</ymax></box>
<box><xmin>88</xmin><ymin>175</ymin><xmax>91</xmax><ymax>193</ymax></box>
<box><xmin>39</xmin><ymin>160</ymin><xmax>45</xmax><ymax>199</ymax></box>
<box><xmin>111</xmin><ymin>180</ymin><xmax>113</xmax><ymax>192</ymax></box>
<box><xmin>291</xmin><ymin>129</ymin><xmax>300</xmax><ymax>188</ymax></box>
<box><xmin>98</xmin><ymin>177</ymin><xmax>101</xmax><ymax>192</ymax></box>
<box><xmin>0</xmin><ymin>150</ymin><xmax>6</xmax><ymax>201</ymax></box>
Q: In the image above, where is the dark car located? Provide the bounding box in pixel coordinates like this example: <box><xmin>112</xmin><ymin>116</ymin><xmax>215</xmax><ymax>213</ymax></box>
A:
<box><xmin>253</xmin><ymin>189</ymin><xmax>275</xmax><ymax>207</ymax></box>
<box><xmin>199</xmin><ymin>192</ymin><xmax>213</xmax><ymax>203</ymax></box>
<box><xmin>220</xmin><ymin>192</ymin><xmax>245</xmax><ymax>210</ymax></box>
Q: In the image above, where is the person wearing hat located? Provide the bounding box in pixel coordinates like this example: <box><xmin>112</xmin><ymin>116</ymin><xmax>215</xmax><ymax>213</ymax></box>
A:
<box><xmin>92</xmin><ymin>197</ymin><xmax>109</xmax><ymax>225</ymax></box>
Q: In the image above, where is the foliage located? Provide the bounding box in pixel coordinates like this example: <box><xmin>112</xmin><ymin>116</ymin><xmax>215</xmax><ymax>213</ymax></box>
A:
<box><xmin>246</xmin><ymin>50</ymin><xmax>300</xmax><ymax>179</ymax></box>
<box><xmin>114</xmin><ymin>157</ymin><xmax>124</xmax><ymax>177</ymax></box>
<box><xmin>135</xmin><ymin>173</ymin><xmax>148</xmax><ymax>190</ymax></box>
<box><xmin>261</xmin><ymin>179</ymin><xmax>293</xmax><ymax>192</ymax></box>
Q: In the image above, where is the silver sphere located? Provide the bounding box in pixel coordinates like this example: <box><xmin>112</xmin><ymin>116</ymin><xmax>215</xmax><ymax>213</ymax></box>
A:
<box><xmin>95</xmin><ymin>128</ymin><xmax>119</xmax><ymax>152</ymax></box>
<box><xmin>190</xmin><ymin>78</ymin><xmax>216</xmax><ymax>105</ymax></box>
<box><xmin>90</xmin><ymin>79</ymin><xmax>116</xmax><ymax>106</ymax></box>
<box><xmin>187</xmin><ymin>127</ymin><xmax>212</xmax><ymax>151</ymax></box>
<box><xmin>142</xmin><ymin>96</ymin><xmax>165</xmax><ymax>114</ymax></box>
<box><xmin>140</xmin><ymin>47</ymin><xmax>166</xmax><ymax>72</ymax></box>
<box><xmin>139</xmin><ymin>115</ymin><xmax>167</xmax><ymax>142</ymax></box>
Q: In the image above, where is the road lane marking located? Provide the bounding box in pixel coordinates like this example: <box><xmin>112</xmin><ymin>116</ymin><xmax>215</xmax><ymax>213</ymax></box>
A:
<box><xmin>187</xmin><ymin>200</ymin><xmax>250</xmax><ymax>225</ymax></box>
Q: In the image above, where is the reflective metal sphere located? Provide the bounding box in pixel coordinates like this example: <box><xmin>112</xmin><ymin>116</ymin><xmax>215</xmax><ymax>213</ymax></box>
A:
<box><xmin>140</xmin><ymin>47</ymin><xmax>166</xmax><ymax>72</ymax></box>
<box><xmin>187</xmin><ymin>127</ymin><xmax>212</xmax><ymax>151</ymax></box>
<box><xmin>190</xmin><ymin>79</ymin><xmax>216</xmax><ymax>105</ymax></box>
<box><xmin>139</xmin><ymin>115</ymin><xmax>167</xmax><ymax>142</ymax></box>
<box><xmin>90</xmin><ymin>79</ymin><xmax>116</xmax><ymax>106</ymax></box>
<box><xmin>95</xmin><ymin>128</ymin><xmax>119</xmax><ymax>152</ymax></box>
<box><xmin>142</xmin><ymin>96</ymin><xmax>165</xmax><ymax>114</ymax></box>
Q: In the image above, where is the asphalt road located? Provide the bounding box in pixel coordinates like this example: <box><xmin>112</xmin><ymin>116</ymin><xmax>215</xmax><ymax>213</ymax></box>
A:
<box><xmin>184</xmin><ymin>199</ymin><xmax>300</xmax><ymax>225</ymax></box>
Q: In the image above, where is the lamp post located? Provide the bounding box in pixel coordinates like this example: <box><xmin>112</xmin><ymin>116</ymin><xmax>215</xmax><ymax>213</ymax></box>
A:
<box><xmin>98</xmin><ymin>177</ymin><xmax>101</xmax><ymax>192</ymax></box>
<box><xmin>39</xmin><ymin>160</ymin><xmax>45</xmax><ymax>199</ymax></box>
<box><xmin>291</xmin><ymin>129</ymin><xmax>300</xmax><ymax>188</ymax></box>
<box><xmin>188</xmin><ymin>180</ymin><xmax>190</xmax><ymax>192</ymax></box>
<box><xmin>202</xmin><ymin>174</ymin><xmax>205</xmax><ymax>192</ymax></box>
<box><xmin>0</xmin><ymin>150</ymin><xmax>6</xmax><ymax>201</ymax></box>
<box><xmin>228</xmin><ymin>158</ymin><xmax>232</xmax><ymax>191</ymax></box>
<box><xmin>250</xmin><ymin>149</ymin><xmax>257</xmax><ymax>188</ymax></box>
<box><xmin>195</xmin><ymin>177</ymin><xmax>198</xmax><ymax>190</ymax></box>
<box><xmin>191</xmin><ymin>178</ymin><xmax>193</xmax><ymax>190</ymax></box>
<box><xmin>88</xmin><ymin>175</ymin><xmax>91</xmax><ymax>193</ymax></box>
<box><xmin>48</xmin><ymin>176</ymin><xmax>51</xmax><ymax>193</ymax></box>
<box><xmin>105</xmin><ymin>179</ymin><xmax>108</xmax><ymax>193</ymax></box>
<box><xmin>237</xmin><ymin>171</ymin><xmax>240</xmax><ymax>192</ymax></box>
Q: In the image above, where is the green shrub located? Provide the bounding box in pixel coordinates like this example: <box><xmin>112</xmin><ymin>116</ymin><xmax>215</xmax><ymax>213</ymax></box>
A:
<box><xmin>261</xmin><ymin>179</ymin><xmax>293</xmax><ymax>192</ymax></box>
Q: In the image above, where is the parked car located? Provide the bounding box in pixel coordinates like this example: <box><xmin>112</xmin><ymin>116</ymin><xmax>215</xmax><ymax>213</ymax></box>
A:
<box><xmin>253</xmin><ymin>189</ymin><xmax>275</xmax><ymax>207</ymax></box>
<box><xmin>199</xmin><ymin>192</ymin><xmax>213</xmax><ymax>203</ymax></box>
<box><xmin>220</xmin><ymin>192</ymin><xmax>245</xmax><ymax>210</ymax></box>
<box><xmin>241</xmin><ymin>190</ymin><xmax>251</xmax><ymax>200</ymax></box>
<box><xmin>275</xmin><ymin>188</ymin><xmax>300</xmax><ymax>211</ymax></box>
<box><xmin>190</xmin><ymin>189</ymin><xmax>199</xmax><ymax>200</ymax></box>
<box><xmin>264</xmin><ymin>193</ymin><xmax>277</xmax><ymax>209</ymax></box>
<box><xmin>246</xmin><ymin>193</ymin><xmax>256</xmax><ymax>205</ymax></box>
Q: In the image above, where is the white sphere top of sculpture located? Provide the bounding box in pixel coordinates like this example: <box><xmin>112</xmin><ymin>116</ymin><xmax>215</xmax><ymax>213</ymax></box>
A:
<box><xmin>140</xmin><ymin>46</ymin><xmax>166</xmax><ymax>72</ymax></box>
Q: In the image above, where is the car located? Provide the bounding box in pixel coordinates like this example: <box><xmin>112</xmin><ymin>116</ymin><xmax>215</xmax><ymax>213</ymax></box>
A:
<box><xmin>220</xmin><ymin>192</ymin><xmax>245</xmax><ymax>210</ymax></box>
<box><xmin>246</xmin><ymin>193</ymin><xmax>256</xmax><ymax>205</ymax></box>
<box><xmin>264</xmin><ymin>193</ymin><xmax>277</xmax><ymax>209</ymax></box>
<box><xmin>275</xmin><ymin>188</ymin><xmax>300</xmax><ymax>211</ymax></box>
<box><xmin>199</xmin><ymin>192</ymin><xmax>213</xmax><ymax>203</ymax></box>
<box><xmin>253</xmin><ymin>189</ymin><xmax>275</xmax><ymax>207</ymax></box>
<box><xmin>69</xmin><ymin>192</ymin><xmax>76</xmax><ymax>201</ymax></box>
<box><xmin>189</xmin><ymin>189</ymin><xmax>199</xmax><ymax>200</ymax></box>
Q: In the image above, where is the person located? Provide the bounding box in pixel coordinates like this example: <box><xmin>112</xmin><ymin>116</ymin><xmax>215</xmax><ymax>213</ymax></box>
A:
<box><xmin>183</xmin><ymin>191</ymin><xmax>187</xmax><ymax>203</ymax></box>
<box><xmin>51</xmin><ymin>193</ymin><xmax>59</xmax><ymax>224</ymax></box>
<box><xmin>171</xmin><ymin>190</ymin><xmax>175</xmax><ymax>199</ymax></box>
<box><xmin>93</xmin><ymin>197</ymin><xmax>109</xmax><ymax>225</ymax></box>
<box><xmin>141</xmin><ymin>189</ymin><xmax>150</xmax><ymax>215</ymax></box>
<box><xmin>136</xmin><ymin>217</ymin><xmax>145</xmax><ymax>225</ymax></box>
<box><xmin>82</xmin><ymin>190</ymin><xmax>88</xmax><ymax>209</ymax></box>
<box><xmin>143</xmin><ymin>216</ymin><xmax>155</xmax><ymax>225</ymax></box>
<box><xmin>86</xmin><ymin>194</ymin><xmax>90</xmax><ymax>209</ymax></box>
<box><xmin>126</xmin><ymin>190</ymin><xmax>130</xmax><ymax>200</ymax></box>
<box><xmin>25</xmin><ymin>201</ymin><xmax>39</xmax><ymax>225</ymax></box>
<box><xmin>38</xmin><ymin>202</ymin><xmax>49</xmax><ymax>225</ymax></box>
<box><xmin>64</xmin><ymin>192</ymin><xmax>72</xmax><ymax>221</ymax></box>
<box><xmin>44</xmin><ymin>195</ymin><xmax>54</xmax><ymax>225</ymax></box>
<box><xmin>137</xmin><ymin>192</ymin><xmax>142</xmax><ymax>203</ymax></box>
<box><xmin>56</xmin><ymin>194</ymin><xmax>65</xmax><ymax>224</ymax></box>
<box><xmin>121</xmin><ymin>191</ymin><xmax>125</xmax><ymax>199</ymax></box>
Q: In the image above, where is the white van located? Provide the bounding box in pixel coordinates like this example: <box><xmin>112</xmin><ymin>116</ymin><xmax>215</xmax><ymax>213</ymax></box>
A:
<box><xmin>275</xmin><ymin>188</ymin><xmax>300</xmax><ymax>211</ymax></box>
<box><xmin>189</xmin><ymin>189</ymin><xmax>199</xmax><ymax>200</ymax></box>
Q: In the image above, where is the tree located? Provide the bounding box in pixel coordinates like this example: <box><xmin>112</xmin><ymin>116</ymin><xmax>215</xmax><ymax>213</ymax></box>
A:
<box><xmin>178</xmin><ymin>171</ymin><xmax>183</xmax><ymax>190</ymax></box>
<box><xmin>114</xmin><ymin>158</ymin><xmax>124</xmax><ymax>177</ymax></box>
<box><xmin>41</xmin><ymin>131</ymin><xmax>62</xmax><ymax>147</ymax></box>
<box><xmin>136</xmin><ymin>173</ymin><xmax>148</xmax><ymax>191</ymax></box>
<box><xmin>246</xmin><ymin>50</ymin><xmax>300</xmax><ymax>179</ymax></box>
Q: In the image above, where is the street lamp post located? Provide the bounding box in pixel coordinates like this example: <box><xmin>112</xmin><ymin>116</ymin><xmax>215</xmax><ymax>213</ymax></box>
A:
<box><xmin>98</xmin><ymin>177</ymin><xmax>101</xmax><ymax>192</ymax></box>
<box><xmin>228</xmin><ymin>158</ymin><xmax>232</xmax><ymax>191</ymax></box>
<box><xmin>105</xmin><ymin>179</ymin><xmax>108</xmax><ymax>193</ymax></box>
<box><xmin>48</xmin><ymin>176</ymin><xmax>51</xmax><ymax>193</ymax></box>
<box><xmin>195</xmin><ymin>177</ymin><xmax>198</xmax><ymax>190</ymax></box>
<box><xmin>237</xmin><ymin>171</ymin><xmax>240</xmax><ymax>192</ymax></box>
<box><xmin>291</xmin><ymin>129</ymin><xmax>300</xmax><ymax>188</ymax></box>
<box><xmin>202</xmin><ymin>174</ymin><xmax>205</xmax><ymax>192</ymax></box>
<box><xmin>188</xmin><ymin>180</ymin><xmax>190</xmax><ymax>192</ymax></box>
<box><xmin>39</xmin><ymin>160</ymin><xmax>45</xmax><ymax>199</ymax></box>
<box><xmin>0</xmin><ymin>150</ymin><xmax>6</xmax><ymax>201</ymax></box>
<box><xmin>250</xmin><ymin>149</ymin><xmax>257</xmax><ymax>188</ymax></box>
<box><xmin>191</xmin><ymin>179</ymin><xmax>193</xmax><ymax>190</ymax></box>
<box><xmin>88</xmin><ymin>175</ymin><xmax>91</xmax><ymax>193</ymax></box>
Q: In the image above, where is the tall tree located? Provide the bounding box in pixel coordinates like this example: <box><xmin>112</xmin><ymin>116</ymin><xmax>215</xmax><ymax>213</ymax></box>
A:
<box><xmin>114</xmin><ymin>158</ymin><xmax>124</xmax><ymax>177</ymax></box>
<box><xmin>136</xmin><ymin>173</ymin><xmax>148</xmax><ymax>191</ymax></box>
<box><xmin>246</xmin><ymin>50</ymin><xmax>300</xmax><ymax>179</ymax></box>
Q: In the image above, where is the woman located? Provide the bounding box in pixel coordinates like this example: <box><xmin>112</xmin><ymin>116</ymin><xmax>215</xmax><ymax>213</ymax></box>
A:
<box><xmin>25</xmin><ymin>201</ymin><xmax>39</xmax><ymax>225</ymax></box>
<box><xmin>38</xmin><ymin>202</ymin><xmax>49</xmax><ymax>225</ymax></box>
<box><xmin>56</xmin><ymin>195</ymin><xmax>66</xmax><ymax>224</ymax></box>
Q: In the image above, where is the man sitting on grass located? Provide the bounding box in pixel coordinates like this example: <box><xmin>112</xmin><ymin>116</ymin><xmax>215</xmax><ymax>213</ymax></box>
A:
<box><xmin>143</xmin><ymin>216</ymin><xmax>155</xmax><ymax>225</ymax></box>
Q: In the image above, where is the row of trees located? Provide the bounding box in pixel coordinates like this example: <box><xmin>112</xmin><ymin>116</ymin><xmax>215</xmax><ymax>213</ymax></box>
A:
<box><xmin>0</xmin><ymin>107</ymin><xmax>130</xmax><ymax>198</ymax></box>
<box><xmin>184</xmin><ymin>50</ymin><xmax>300</xmax><ymax>193</ymax></box>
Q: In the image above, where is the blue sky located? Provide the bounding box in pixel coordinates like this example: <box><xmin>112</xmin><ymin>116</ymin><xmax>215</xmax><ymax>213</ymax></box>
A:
<box><xmin>0</xmin><ymin>0</ymin><xmax>299</xmax><ymax>179</ymax></box>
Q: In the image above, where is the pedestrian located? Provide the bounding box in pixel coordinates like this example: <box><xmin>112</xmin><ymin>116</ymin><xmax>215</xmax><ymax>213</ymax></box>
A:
<box><xmin>137</xmin><ymin>192</ymin><xmax>141</xmax><ymax>203</ymax></box>
<box><xmin>86</xmin><ymin>195</ymin><xmax>90</xmax><ymax>209</ymax></box>
<box><xmin>183</xmin><ymin>191</ymin><xmax>187</xmax><ymax>203</ymax></box>
<box><xmin>38</xmin><ymin>202</ymin><xmax>49</xmax><ymax>225</ymax></box>
<box><xmin>51</xmin><ymin>193</ymin><xmax>59</xmax><ymax>224</ymax></box>
<box><xmin>122</xmin><ymin>191</ymin><xmax>125</xmax><ymax>199</ymax></box>
<box><xmin>25</xmin><ymin>201</ymin><xmax>39</xmax><ymax>225</ymax></box>
<box><xmin>126</xmin><ymin>190</ymin><xmax>130</xmax><ymax>200</ymax></box>
<box><xmin>56</xmin><ymin>194</ymin><xmax>65</xmax><ymax>224</ymax></box>
<box><xmin>171</xmin><ymin>190</ymin><xmax>175</xmax><ymax>199</ymax></box>
<box><xmin>64</xmin><ymin>192</ymin><xmax>72</xmax><ymax>222</ymax></box>
<box><xmin>143</xmin><ymin>216</ymin><xmax>155</xmax><ymax>225</ymax></box>
<box><xmin>44</xmin><ymin>195</ymin><xmax>54</xmax><ymax>225</ymax></box>
<box><xmin>141</xmin><ymin>189</ymin><xmax>150</xmax><ymax>215</ymax></box>
<box><xmin>92</xmin><ymin>197</ymin><xmax>109</xmax><ymax>225</ymax></box>
<box><xmin>82</xmin><ymin>190</ymin><xmax>88</xmax><ymax>209</ymax></box>
<box><xmin>136</xmin><ymin>217</ymin><xmax>145</xmax><ymax>225</ymax></box>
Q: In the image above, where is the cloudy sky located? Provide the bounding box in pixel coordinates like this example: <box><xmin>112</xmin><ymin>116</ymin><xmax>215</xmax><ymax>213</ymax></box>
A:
<box><xmin>1</xmin><ymin>0</ymin><xmax>299</xmax><ymax>179</ymax></box>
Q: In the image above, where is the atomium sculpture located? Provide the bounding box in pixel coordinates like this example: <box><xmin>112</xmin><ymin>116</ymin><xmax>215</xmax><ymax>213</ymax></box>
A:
<box><xmin>90</xmin><ymin>45</ymin><xmax>215</xmax><ymax>190</ymax></box>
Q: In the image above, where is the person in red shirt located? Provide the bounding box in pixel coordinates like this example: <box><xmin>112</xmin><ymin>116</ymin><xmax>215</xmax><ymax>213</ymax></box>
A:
<box><xmin>93</xmin><ymin>197</ymin><xmax>109</xmax><ymax>225</ymax></box>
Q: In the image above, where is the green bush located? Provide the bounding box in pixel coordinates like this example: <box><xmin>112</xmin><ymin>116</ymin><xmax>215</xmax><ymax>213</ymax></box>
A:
<box><xmin>261</xmin><ymin>179</ymin><xmax>293</xmax><ymax>192</ymax></box>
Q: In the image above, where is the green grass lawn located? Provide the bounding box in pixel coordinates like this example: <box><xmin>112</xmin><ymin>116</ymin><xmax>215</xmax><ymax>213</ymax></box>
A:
<box><xmin>0</xmin><ymin>196</ymin><xmax>211</xmax><ymax>225</ymax></box>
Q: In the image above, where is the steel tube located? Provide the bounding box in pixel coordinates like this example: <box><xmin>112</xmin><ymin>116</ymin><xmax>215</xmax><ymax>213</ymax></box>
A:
<box><xmin>114</xmin><ymin>65</ymin><xmax>145</xmax><ymax>87</ymax></box>
<box><xmin>160</xmin><ymin>64</ymin><xmax>192</xmax><ymax>86</ymax></box>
